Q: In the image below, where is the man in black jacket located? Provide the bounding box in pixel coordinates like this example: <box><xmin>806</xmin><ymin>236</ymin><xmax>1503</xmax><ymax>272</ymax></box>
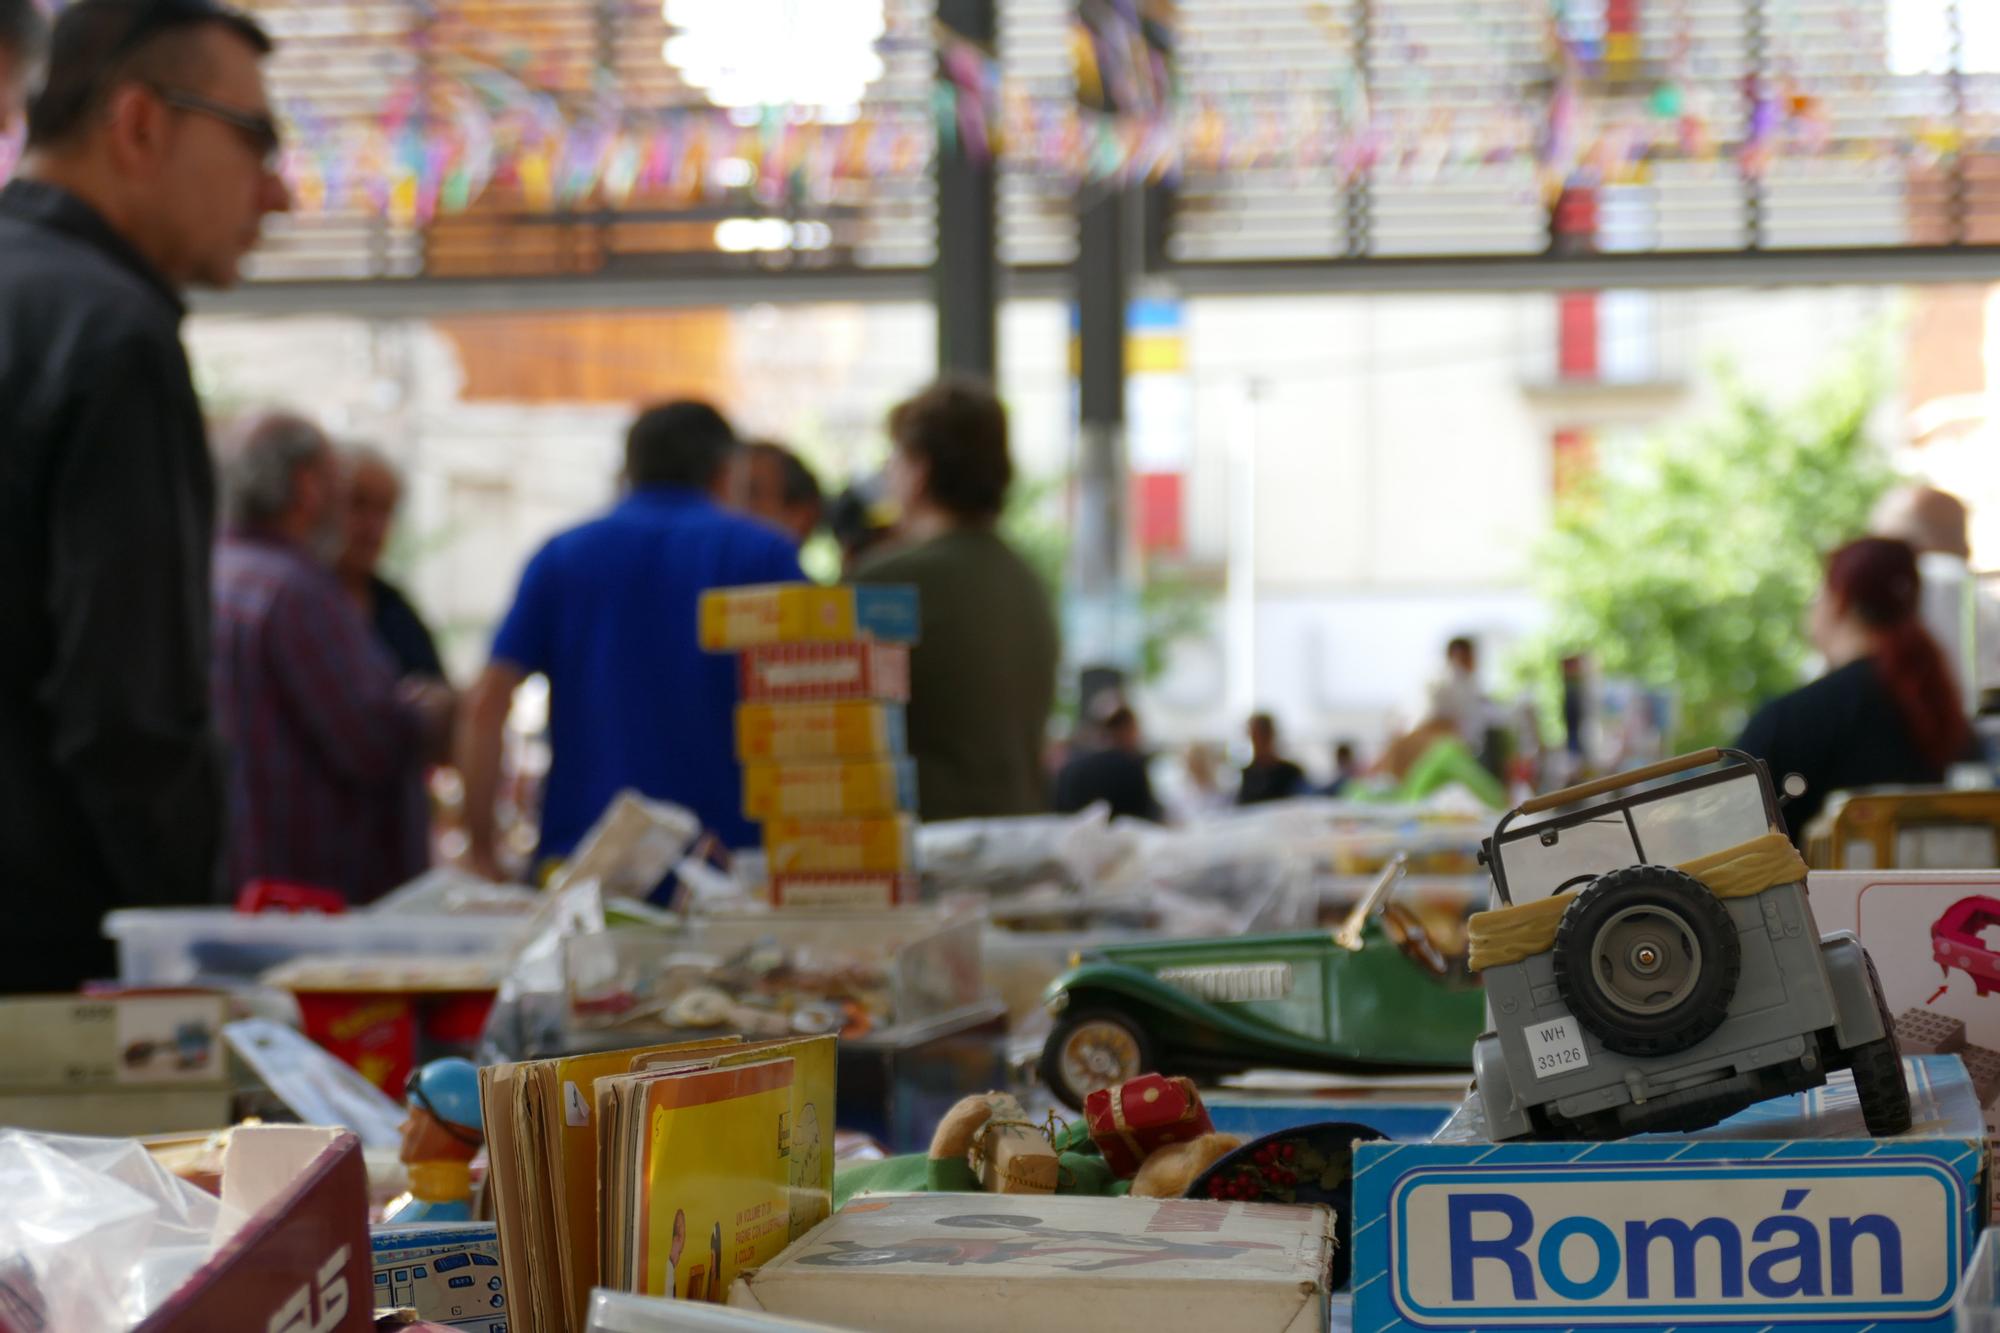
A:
<box><xmin>0</xmin><ymin>0</ymin><xmax>289</xmax><ymax>991</ymax></box>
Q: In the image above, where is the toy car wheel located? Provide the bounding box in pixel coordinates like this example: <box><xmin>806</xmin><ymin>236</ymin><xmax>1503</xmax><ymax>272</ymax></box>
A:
<box><xmin>1554</xmin><ymin>865</ymin><xmax>1741</xmax><ymax>1058</ymax></box>
<box><xmin>1846</xmin><ymin>949</ymin><xmax>1913</xmax><ymax>1137</ymax></box>
<box><xmin>1041</xmin><ymin>1010</ymin><xmax>1153</xmax><ymax>1110</ymax></box>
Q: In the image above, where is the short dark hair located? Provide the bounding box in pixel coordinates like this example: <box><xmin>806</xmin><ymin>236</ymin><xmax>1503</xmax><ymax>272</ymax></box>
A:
<box><xmin>827</xmin><ymin>484</ymin><xmax>890</xmax><ymax>560</ymax></box>
<box><xmin>626</xmin><ymin>400</ymin><xmax>736</xmax><ymax>489</ymax></box>
<box><xmin>743</xmin><ymin>441</ymin><xmax>823</xmax><ymax>510</ymax></box>
<box><xmin>889</xmin><ymin>377</ymin><xmax>1012</xmax><ymax>522</ymax></box>
<box><xmin>28</xmin><ymin>0</ymin><xmax>271</xmax><ymax>151</ymax></box>
<box><xmin>1446</xmin><ymin>636</ymin><xmax>1476</xmax><ymax>660</ymax></box>
<box><xmin>1</xmin><ymin>1</ymin><xmax>47</xmax><ymax>58</ymax></box>
<box><xmin>1249</xmin><ymin>712</ymin><xmax>1277</xmax><ymax>738</ymax></box>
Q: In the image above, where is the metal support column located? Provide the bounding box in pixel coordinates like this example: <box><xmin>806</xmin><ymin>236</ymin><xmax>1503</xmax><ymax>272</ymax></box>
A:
<box><xmin>934</xmin><ymin>0</ymin><xmax>999</xmax><ymax>378</ymax></box>
<box><xmin>1070</xmin><ymin>183</ymin><xmax>1135</xmax><ymax>667</ymax></box>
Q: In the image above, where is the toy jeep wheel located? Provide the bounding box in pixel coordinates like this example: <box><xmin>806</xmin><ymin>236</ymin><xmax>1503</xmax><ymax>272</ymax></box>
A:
<box><xmin>1041</xmin><ymin>1010</ymin><xmax>1153</xmax><ymax>1110</ymax></box>
<box><xmin>1846</xmin><ymin>950</ymin><xmax>1913</xmax><ymax>1137</ymax></box>
<box><xmin>1554</xmin><ymin>866</ymin><xmax>1741</xmax><ymax>1058</ymax></box>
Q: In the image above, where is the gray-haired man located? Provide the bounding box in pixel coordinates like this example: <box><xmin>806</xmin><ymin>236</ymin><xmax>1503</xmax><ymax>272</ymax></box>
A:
<box><xmin>211</xmin><ymin>412</ymin><xmax>450</xmax><ymax>905</ymax></box>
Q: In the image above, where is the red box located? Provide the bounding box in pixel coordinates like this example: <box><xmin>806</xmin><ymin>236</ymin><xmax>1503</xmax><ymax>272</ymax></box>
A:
<box><xmin>291</xmin><ymin>993</ymin><xmax>416</xmax><ymax>1094</ymax></box>
<box><xmin>740</xmin><ymin>642</ymin><xmax>910</xmax><ymax>703</ymax></box>
<box><xmin>1083</xmin><ymin>1074</ymin><xmax>1215</xmax><ymax>1178</ymax></box>
<box><xmin>139</xmin><ymin>1126</ymin><xmax>371</xmax><ymax>1333</ymax></box>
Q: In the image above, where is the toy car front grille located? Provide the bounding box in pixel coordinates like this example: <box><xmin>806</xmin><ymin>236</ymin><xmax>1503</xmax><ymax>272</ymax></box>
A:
<box><xmin>1156</xmin><ymin>962</ymin><xmax>1295</xmax><ymax>1003</ymax></box>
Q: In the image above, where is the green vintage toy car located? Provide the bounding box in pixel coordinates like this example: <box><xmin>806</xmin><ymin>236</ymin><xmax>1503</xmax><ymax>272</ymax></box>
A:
<box><xmin>1038</xmin><ymin>860</ymin><xmax>1487</xmax><ymax>1108</ymax></box>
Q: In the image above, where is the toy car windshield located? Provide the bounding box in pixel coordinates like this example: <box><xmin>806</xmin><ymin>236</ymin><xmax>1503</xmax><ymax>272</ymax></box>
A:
<box><xmin>1484</xmin><ymin>748</ymin><xmax>1781</xmax><ymax>905</ymax></box>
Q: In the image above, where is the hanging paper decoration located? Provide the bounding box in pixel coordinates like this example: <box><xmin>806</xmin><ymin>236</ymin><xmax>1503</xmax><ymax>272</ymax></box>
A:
<box><xmin>226</xmin><ymin>0</ymin><xmax>1992</xmax><ymax>232</ymax></box>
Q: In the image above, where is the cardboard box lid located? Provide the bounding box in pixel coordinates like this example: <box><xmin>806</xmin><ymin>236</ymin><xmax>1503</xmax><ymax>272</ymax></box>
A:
<box><xmin>732</xmin><ymin>1194</ymin><xmax>1331</xmax><ymax>1333</ymax></box>
<box><xmin>137</xmin><ymin>1124</ymin><xmax>371</xmax><ymax>1333</ymax></box>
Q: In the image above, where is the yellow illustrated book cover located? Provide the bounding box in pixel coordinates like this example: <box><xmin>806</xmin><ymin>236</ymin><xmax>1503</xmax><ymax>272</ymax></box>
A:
<box><xmin>631</xmin><ymin>1058</ymin><xmax>796</xmax><ymax>1302</ymax></box>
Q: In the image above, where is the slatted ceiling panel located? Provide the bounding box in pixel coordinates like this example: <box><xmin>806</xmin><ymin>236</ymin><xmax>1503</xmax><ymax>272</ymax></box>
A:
<box><xmin>1364</xmin><ymin>0</ymin><xmax>1543</xmax><ymax>257</ymax></box>
<box><xmin>1966</xmin><ymin>72</ymin><xmax>2000</xmax><ymax>246</ymax></box>
<box><xmin>850</xmin><ymin>1</ymin><xmax>938</xmax><ymax>270</ymax></box>
<box><xmin>998</xmin><ymin>0</ymin><xmax>1076</xmax><ymax>266</ymax></box>
<box><xmin>1605</xmin><ymin>167</ymin><xmax>1745</xmax><ymax>252</ymax></box>
<box><xmin>241</xmin><ymin>0</ymin><xmax>422</xmax><ymax>281</ymax></box>
<box><xmin>431</xmin><ymin>0</ymin><xmax>602</xmax><ymax>95</ymax></box>
<box><xmin>600</xmin><ymin>0</ymin><xmax>934</xmax><ymax>270</ymax></box>
<box><xmin>1758</xmin><ymin>0</ymin><xmax>1915</xmax><ymax>248</ymax></box>
<box><xmin>1167</xmin><ymin>0</ymin><xmax>1349</xmax><ymax>262</ymax></box>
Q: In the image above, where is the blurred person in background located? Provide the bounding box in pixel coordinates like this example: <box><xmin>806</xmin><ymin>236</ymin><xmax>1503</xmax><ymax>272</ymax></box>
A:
<box><xmin>0</xmin><ymin>0</ymin><xmax>286</xmax><ymax>990</ymax></box>
<box><xmin>1872</xmin><ymin>484</ymin><xmax>1997</xmax><ymax>717</ymax></box>
<box><xmin>0</xmin><ymin>0</ymin><xmax>45</xmax><ymax>130</ymax></box>
<box><xmin>1322</xmin><ymin>741</ymin><xmax>1363</xmax><ymax>797</ymax></box>
<box><xmin>853</xmin><ymin>378</ymin><xmax>1058</xmax><ymax>821</ymax></box>
<box><xmin>828</xmin><ymin>479</ymin><xmax>895</xmax><ymax>576</ymax></box>
<box><xmin>1053</xmin><ymin>701</ymin><xmax>1164</xmax><ymax>823</ymax></box>
<box><xmin>1738</xmin><ymin>537</ymin><xmax>1971</xmax><ymax>845</ymax></box>
<box><xmin>459</xmin><ymin>402</ymin><xmax>803</xmax><ymax>880</ymax></box>
<box><xmin>1426</xmin><ymin>636</ymin><xmax>1491</xmax><ymax>748</ymax></box>
<box><xmin>1237</xmin><ymin>712</ymin><xmax>1308</xmax><ymax>806</ymax></box>
<box><xmin>338</xmin><ymin>445</ymin><xmax>447</xmax><ymax>683</ymax></box>
<box><xmin>338</xmin><ymin>445</ymin><xmax>450</xmax><ymax>885</ymax></box>
<box><xmin>212</xmin><ymin>413</ymin><xmax>450</xmax><ymax>904</ymax></box>
<box><xmin>732</xmin><ymin>440</ymin><xmax>824</xmax><ymax>547</ymax></box>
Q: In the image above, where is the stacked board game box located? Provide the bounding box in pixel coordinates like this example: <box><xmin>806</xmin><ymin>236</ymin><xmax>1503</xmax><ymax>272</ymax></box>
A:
<box><xmin>700</xmin><ymin>584</ymin><xmax>920</xmax><ymax>909</ymax></box>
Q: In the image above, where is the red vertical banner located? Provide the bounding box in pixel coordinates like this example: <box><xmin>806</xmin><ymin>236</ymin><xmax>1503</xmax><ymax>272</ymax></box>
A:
<box><xmin>1557</xmin><ymin>292</ymin><xmax>1600</xmax><ymax>381</ymax></box>
<box><xmin>1133</xmin><ymin>473</ymin><xmax>1185</xmax><ymax>554</ymax></box>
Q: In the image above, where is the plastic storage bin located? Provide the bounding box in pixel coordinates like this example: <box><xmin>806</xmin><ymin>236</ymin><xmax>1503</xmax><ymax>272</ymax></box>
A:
<box><xmin>562</xmin><ymin>908</ymin><xmax>984</xmax><ymax>1041</ymax></box>
<box><xmin>104</xmin><ymin>909</ymin><xmax>531</xmax><ymax>987</ymax></box>
<box><xmin>1957</xmin><ymin>1227</ymin><xmax>2000</xmax><ymax>1332</ymax></box>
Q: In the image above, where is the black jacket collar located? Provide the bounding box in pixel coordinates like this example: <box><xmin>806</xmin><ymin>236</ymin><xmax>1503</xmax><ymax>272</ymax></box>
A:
<box><xmin>0</xmin><ymin>178</ymin><xmax>186</xmax><ymax>319</ymax></box>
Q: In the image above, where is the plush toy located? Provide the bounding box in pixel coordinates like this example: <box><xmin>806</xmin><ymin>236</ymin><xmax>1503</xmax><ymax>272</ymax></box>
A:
<box><xmin>1130</xmin><ymin>1133</ymin><xmax>1244</xmax><ymax>1199</ymax></box>
<box><xmin>832</xmin><ymin>1091</ymin><xmax>1240</xmax><ymax>1209</ymax></box>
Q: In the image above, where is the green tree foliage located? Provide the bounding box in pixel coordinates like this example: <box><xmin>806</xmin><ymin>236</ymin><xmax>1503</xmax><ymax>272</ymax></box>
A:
<box><xmin>1513</xmin><ymin>354</ymin><xmax>1895</xmax><ymax>750</ymax></box>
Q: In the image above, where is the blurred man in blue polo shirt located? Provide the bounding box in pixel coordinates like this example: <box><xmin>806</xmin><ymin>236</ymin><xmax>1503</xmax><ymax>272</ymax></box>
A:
<box><xmin>458</xmin><ymin>402</ymin><xmax>804</xmax><ymax>881</ymax></box>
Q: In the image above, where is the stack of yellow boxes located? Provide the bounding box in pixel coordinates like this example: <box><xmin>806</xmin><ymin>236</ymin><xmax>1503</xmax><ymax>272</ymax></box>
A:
<box><xmin>699</xmin><ymin>583</ymin><xmax>921</xmax><ymax>909</ymax></box>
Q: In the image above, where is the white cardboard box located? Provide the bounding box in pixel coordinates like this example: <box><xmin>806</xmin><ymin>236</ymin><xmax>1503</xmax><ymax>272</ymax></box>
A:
<box><xmin>728</xmin><ymin>1194</ymin><xmax>1332</xmax><ymax>1333</ymax></box>
<box><xmin>1811</xmin><ymin>871</ymin><xmax>2000</xmax><ymax>1062</ymax></box>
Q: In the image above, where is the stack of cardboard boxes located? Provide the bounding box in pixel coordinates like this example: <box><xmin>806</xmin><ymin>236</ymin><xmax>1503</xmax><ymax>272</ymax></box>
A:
<box><xmin>699</xmin><ymin>583</ymin><xmax>921</xmax><ymax>910</ymax></box>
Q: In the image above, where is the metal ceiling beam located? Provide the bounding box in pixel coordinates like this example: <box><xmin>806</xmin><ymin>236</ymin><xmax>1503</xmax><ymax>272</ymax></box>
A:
<box><xmin>190</xmin><ymin>245</ymin><xmax>2000</xmax><ymax>320</ymax></box>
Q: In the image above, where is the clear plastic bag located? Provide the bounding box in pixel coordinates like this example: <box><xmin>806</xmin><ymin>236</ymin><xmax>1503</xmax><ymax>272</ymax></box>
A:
<box><xmin>0</xmin><ymin>1131</ymin><xmax>236</xmax><ymax>1333</ymax></box>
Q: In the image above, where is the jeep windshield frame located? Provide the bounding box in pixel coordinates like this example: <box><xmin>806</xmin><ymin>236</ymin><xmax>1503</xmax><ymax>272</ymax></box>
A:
<box><xmin>1482</xmin><ymin>749</ymin><xmax>1783</xmax><ymax>906</ymax></box>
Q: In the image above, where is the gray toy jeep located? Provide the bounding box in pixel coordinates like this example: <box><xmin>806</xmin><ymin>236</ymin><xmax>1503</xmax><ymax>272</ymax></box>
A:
<box><xmin>1471</xmin><ymin>747</ymin><xmax>1910</xmax><ymax>1141</ymax></box>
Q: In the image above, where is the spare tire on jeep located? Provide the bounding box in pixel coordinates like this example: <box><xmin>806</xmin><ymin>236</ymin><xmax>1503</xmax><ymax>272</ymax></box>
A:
<box><xmin>1554</xmin><ymin>866</ymin><xmax>1741</xmax><ymax>1058</ymax></box>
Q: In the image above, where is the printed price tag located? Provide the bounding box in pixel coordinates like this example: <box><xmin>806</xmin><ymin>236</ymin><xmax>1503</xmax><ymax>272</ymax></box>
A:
<box><xmin>1524</xmin><ymin>1013</ymin><xmax>1591</xmax><ymax>1080</ymax></box>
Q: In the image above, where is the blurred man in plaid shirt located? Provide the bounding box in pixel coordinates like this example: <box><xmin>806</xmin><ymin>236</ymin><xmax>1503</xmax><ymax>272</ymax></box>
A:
<box><xmin>210</xmin><ymin>412</ymin><xmax>452</xmax><ymax>903</ymax></box>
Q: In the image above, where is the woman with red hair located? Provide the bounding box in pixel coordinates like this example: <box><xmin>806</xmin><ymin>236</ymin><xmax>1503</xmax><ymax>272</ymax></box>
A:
<box><xmin>1739</xmin><ymin>537</ymin><xmax>1973</xmax><ymax>844</ymax></box>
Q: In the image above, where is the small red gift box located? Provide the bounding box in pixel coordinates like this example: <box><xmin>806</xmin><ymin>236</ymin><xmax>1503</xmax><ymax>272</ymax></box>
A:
<box><xmin>1084</xmin><ymin>1074</ymin><xmax>1215</xmax><ymax>1178</ymax></box>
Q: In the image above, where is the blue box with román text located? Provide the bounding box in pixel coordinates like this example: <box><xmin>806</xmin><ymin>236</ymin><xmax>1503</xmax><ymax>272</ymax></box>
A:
<box><xmin>1351</xmin><ymin>1055</ymin><xmax>1985</xmax><ymax>1332</ymax></box>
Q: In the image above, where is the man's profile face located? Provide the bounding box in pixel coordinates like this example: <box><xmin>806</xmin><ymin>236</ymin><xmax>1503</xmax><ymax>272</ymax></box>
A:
<box><xmin>148</xmin><ymin>28</ymin><xmax>291</xmax><ymax>288</ymax></box>
<box><xmin>341</xmin><ymin>458</ymin><xmax>400</xmax><ymax>578</ymax></box>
